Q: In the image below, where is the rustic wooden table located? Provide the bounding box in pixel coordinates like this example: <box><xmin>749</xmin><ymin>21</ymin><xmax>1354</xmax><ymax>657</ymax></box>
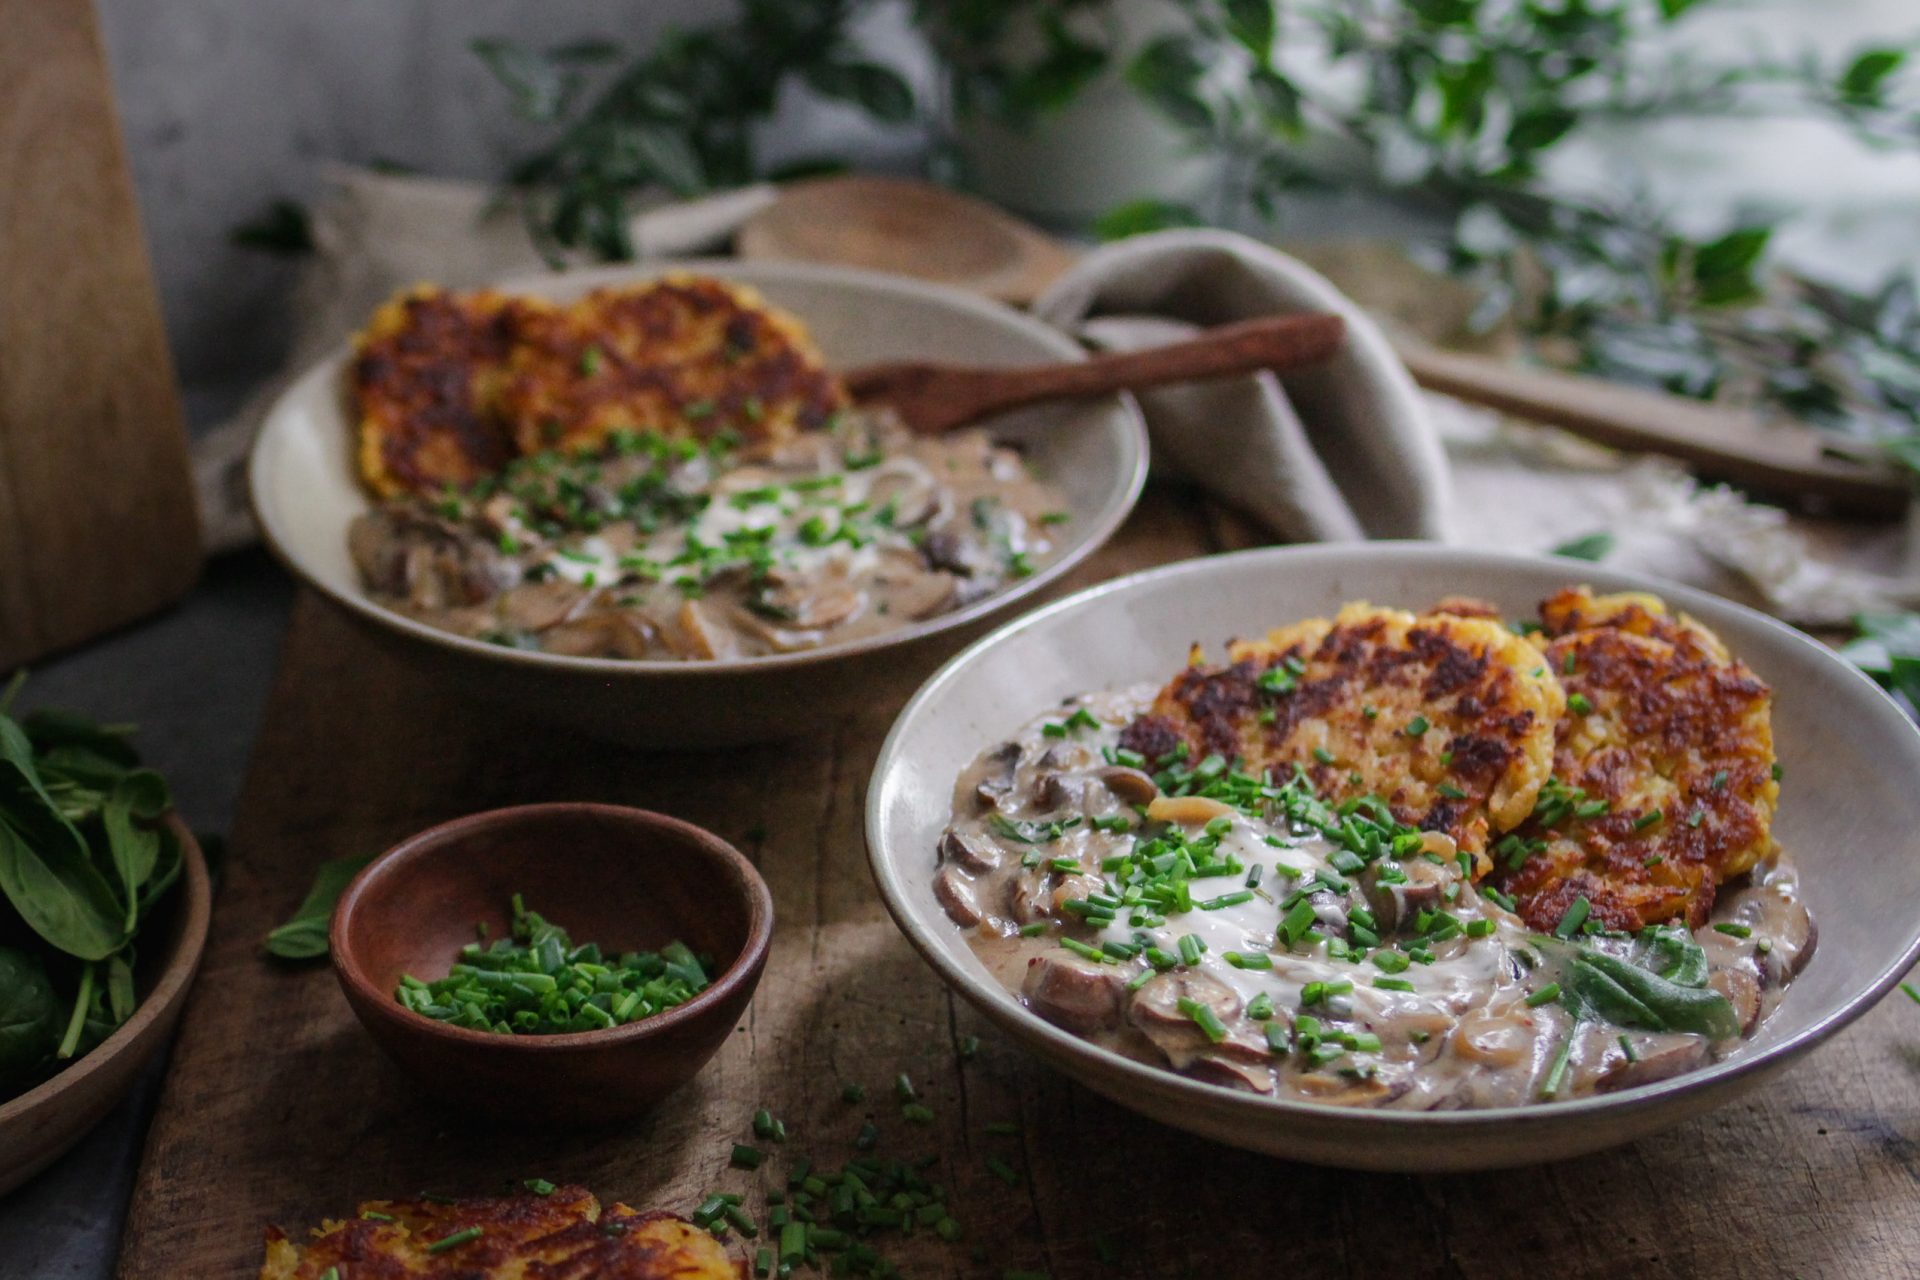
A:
<box><xmin>115</xmin><ymin>486</ymin><xmax>1920</xmax><ymax>1279</ymax></box>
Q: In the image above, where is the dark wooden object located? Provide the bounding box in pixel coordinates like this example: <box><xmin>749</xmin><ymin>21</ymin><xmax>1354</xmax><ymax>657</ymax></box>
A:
<box><xmin>845</xmin><ymin>314</ymin><xmax>1347</xmax><ymax>435</ymax></box>
<box><xmin>0</xmin><ymin>0</ymin><xmax>201</xmax><ymax>671</ymax></box>
<box><xmin>117</xmin><ymin>491</ymin><xmax>1920</xmax><ymax>1278</ymax></box>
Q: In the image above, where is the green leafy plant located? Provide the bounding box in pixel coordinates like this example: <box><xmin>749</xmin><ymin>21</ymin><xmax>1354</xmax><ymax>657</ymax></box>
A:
<box><xmin>0</xmin><ymin>680</ymin><xmax>184</xmax><ymax>1099</ymax></box>
<box><xmin>477</xmin><ymin>0</ymin><xmax>915</xmax><ymax>262</ymax></box>
<box><xmin>1100</xmin><ymin>0</ymin><xmax>1920</xmax><ymax>466</ymax></box>
<box><xmin>264</xmin><ymin>854</ymin><xmax>373</xmax><ymax>960</ymax></box>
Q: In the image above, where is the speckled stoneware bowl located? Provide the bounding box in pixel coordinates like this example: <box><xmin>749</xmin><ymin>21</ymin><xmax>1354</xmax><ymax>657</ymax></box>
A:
<box><xmin>866</xmin><ymin>543</ymin><xmax>1920</xmax><ymax>1171</ymax></box>
<box><xmin>250</xmin><ymin>260</ymin><xmax>1147</xmax><ymax>747</ymax></box>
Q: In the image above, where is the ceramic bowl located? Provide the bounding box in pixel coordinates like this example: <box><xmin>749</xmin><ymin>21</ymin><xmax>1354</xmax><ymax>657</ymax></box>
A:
<box><xmin>866</xmin><ymin>543</ymin><xmax>1920</xmax><ymax>1171</ymax></box>
<box><xmin>250</xmin><ymin>260</ymin><xmax>1148</xmax><ymax>747</ymax></box>
<box><xmin>330</xmin><ymin>804</ymin><xmax>772</xmax><ymax>1128</ymax></box>
<box><xmin>0</xmin><ymin>816</ymin><xmax>211</xmax><ymax>1195</ymax></box>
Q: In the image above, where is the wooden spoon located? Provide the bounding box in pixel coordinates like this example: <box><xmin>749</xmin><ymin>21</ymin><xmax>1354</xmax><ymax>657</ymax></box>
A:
<box><xmin>845</xmin><ymin>312</ymin><xmax>1347</xmax><ymax>435</ymax></box>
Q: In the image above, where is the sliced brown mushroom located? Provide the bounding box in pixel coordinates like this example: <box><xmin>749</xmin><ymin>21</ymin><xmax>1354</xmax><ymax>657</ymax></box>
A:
<box><xmin>1035</xmin><ymin>772</ymin><xmax>1090</xmax><ymax>812</ymax></box>
<box><xmin>671</xmin><ymin>600</ymin><xmax>740</xmax><ymax>660</ymax></box>
<box><xmin>939</xmin><ymin>828</ymin><xmax>1002</xmax><ymax>874</ymax></box>
<box><xmin>972</xmin><ymin>742</ymin><xmax>1021</xmax><ymax>810</ymax></box>
<box><xmin>1128</xmin><ymin>971</ymin><xmax>1266</xmax><ymax>1066</ymax></box>
<box><xmin>1021</xmin><ymin>952</ymin><xmax>1127</xmax><ymax>1033</ymax></box>
<box><xmin>1184</xmin><ymin>1054</ymin><xmax>1276</xmax><ymax>1094</ymax></box>
<box><xmin>1709</xmin><ymin>967</ymin><xmax>1764</xmax><ymax>1035</ymax></box>
<box><xmin>1093</xmin><ymin>766</ymin><xmax>1158</xmax><ymax>807</ymax></box>
<box><xmin>1005</xmin><ymin>868</ymin><xmax>1052</xmax><ymax>924</ymax></box>
<box><xmin>1595</xmin><ymin>1035</ymin><xmax>1710</xmax><ymax>1092</ymax></box>
<box><xmin>934</xmin><ymin>866</ymin><xmax>985</xmax><ymax>927</ymax></box>
<box><xmin>1713</xmin><ymin>875</ymin><xmax>1817</xmax><ymax>985</ymax></box>
<box><xmin>500</xmin><ymin>580</ymin><xmax>590</xmax><ymax>633</ymax></box>
<box><xmin>540</xmin><ymin>611</ymin><xmax>661</xmax><ymax>659</ymax></box>
<box><xmin>864</xmin><ymin>458</ymin><xmax>941</xmax><ymax>527</ymax></box>
<box><xmin>1362</xmin><ymin>856</ymin><xmax>1451</xmax><ymax>933</ymax></box>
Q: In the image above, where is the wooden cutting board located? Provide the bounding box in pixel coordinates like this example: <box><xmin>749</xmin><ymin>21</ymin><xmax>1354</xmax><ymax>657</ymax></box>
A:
<box><xmin>0</xmin><ymin>0</ymin><xmax>201</xmax><ymax>670</ymax></box>
<box><xmin>117</xmin><ymin>490</ymin><xmax>1920</xmax><ymax>1278</ymax></box>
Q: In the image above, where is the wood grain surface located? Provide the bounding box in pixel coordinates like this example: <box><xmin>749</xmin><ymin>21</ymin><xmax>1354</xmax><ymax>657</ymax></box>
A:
<box><xmin>0</xmin><ymin>0</ymin><xmax>201</xmax><ymax>670</ymax></box>
<box><xmin>117</xmin><ymin>488</ymin><xmax>1919</xmax><ymax>1279</ymax></box>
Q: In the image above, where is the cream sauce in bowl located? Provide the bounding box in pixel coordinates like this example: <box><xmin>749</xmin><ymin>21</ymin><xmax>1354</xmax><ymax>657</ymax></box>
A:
<box><xmin>937</xmin><ymin>688</ymin><xmax>1813</xmax><ymax>1110</ymax></box>
<box><xmin>349</xmin><ymin>410</ymin><xmax>1065</xmax><ymax>661</ymax></box>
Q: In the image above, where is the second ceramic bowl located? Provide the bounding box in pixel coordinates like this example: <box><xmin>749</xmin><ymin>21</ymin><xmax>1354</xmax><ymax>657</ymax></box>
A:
<box><xmin>867</xmin><ymin>544</ymin><xmax>1920</xmax><ymax>1170</ymax></box>
<box><xmin>250</xmin><ymin>259</ymin><xmax>1148</xmax><ymax>747</ymax></box>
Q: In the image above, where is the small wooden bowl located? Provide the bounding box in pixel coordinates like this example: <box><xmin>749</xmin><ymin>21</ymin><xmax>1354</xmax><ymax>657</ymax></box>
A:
<box><xmin>330</xmin><ymin>804</ymin><xmax>772</xmax><ymax>1128</ymax></box>
<box><xmin>0</xmin><ymin>815</ymin><xmax>211</xmax><ymax>1195</ymax></box>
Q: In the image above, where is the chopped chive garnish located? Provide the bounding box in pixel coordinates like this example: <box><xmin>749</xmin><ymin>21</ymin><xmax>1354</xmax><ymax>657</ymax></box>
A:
<box><xmin>1247</xmin><ymin>992</ymin><xmax>1275</xmax><ymax>1020</ymax></box>
<box><xmin>1554</xmin><ymin>897</ymin><xmax>1591</xmax><ymax>939</ymax></box>
<box><xmin>1633</xmin><ymin>809</ymin><xmax>1663</xmax><ymax>831</ymax></box>
<box><xmin>985</xmin><ymin>1156</ymin><xmax>1022</xmax><ymax>1187</ymax></box>
<box><xmin>1617</xmin><ymin>1034</ymin><xmax>1637</xmax><ymax>1062</ymax></box>
<box><xmin>959</xmin><ymin>1034</ymin><xmax>980</xmax><ymax>1059</ymax></box>
<box><xmin>1176</xmin><ymin>934</ymin><xmax>1206</xmax><ymax>966</ymax></box>
<box><xmin>426</xmin><ymin>1227</ymin><xmax>483</xmax><ymax>1254</ymax></box>
<box><xmin>894</xmin><ymin>1072</ymin><xmax>917</xmax><ymax>1102</ymax></box>
<box><xmin>1374</xmin><ymin>977</ymin><xmax>1415</xmax><ymax>992</ymax></box>
<box><xmin>1436</xmin><ymin>782</ymin><xmax>1467</xmax><ymax>800</ymax></box>
<box><xmin>1224</xmin><ymin>951</ymin><xmax>1273</xmax><ymax>969</ymax></box>
<box><xmin>841</xmin><ymin>1082</ymin><xmax>865</xmax><ymax>1103</ymax></box>
<box><xmin>1713</xmin><ymin>922</ymin><xmax>1753</xmax><ymax>938</ymax></box>
<box><xmin>1540</xmin><ymin>1027</ymin><xmax>1577</xmax><ymax>1098</ymax></box>
<box><xmin>1177</xmin><ymin>997</ymin><xmax>1228</xmax><ymax>1042</ymax></box>
<box><xmin>1405</xmin><ymin>716</ymin><xmax>1429</xmax><ymax>737</ymax></box>
<box><xmin>901</xmin><ymin>1103</ymin><xmax>936</xmax><ymax>1125</ymax></box>
<box><xmin>1059</xmin><ymin>937</ymin><xmax>1108</xmax><ymax>963</ymax></box>
<box><xmin>1903</xmin><ymin>982</ymin><xmax>1920</xmax><ymax>1005</ymax></box>
<box><xmin>524</xmin><ymin>1178</ymin><xmax>556</xmax><ymax>1196</ymax></box>
<box><xmin>1526</xmin><ymin>983</ymin><xmax>1562</xmax><ymax>1007</ymax></box>
<box><xmin>1568</xmin><ymin>692</ymin><xmax>1593</xmax><ymax>714</ymax></box>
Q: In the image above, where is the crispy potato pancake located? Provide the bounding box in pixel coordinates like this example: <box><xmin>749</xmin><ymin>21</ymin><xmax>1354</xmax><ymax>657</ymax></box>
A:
<box><xmin>260</xmin><ymin>1186</ymin><xmax>737</xmax><ymax>1279</ymax></box>
<box><xmin>498</xmin><ymin>275</ymin><xmax>846</xmax><ymax>458</ymax></box>
<box><xmin>1492</xmin><ymin>588</ymin><xmax>1778</xmax><ymax>932</ymax></box>
<box><xmin>351</xmin><ymin>275</ymin><xmax>848</xmax><ymax>497</ymax></box>
<box><xmin>1120</xmin><ymin>603</ymin><xmax>1565</xmax><ymax>862</ymax></box>
<box><xmin>352</xmin><ymin>286</ymin><xmax>547</xmax><ymax>498</ymax></box>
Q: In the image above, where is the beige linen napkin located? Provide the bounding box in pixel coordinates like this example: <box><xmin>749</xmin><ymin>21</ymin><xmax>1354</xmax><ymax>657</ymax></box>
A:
<box><xmin>1033</xmin><ymin>229</ymin><xmax>1449</xmax><ymax>542</ymax></box>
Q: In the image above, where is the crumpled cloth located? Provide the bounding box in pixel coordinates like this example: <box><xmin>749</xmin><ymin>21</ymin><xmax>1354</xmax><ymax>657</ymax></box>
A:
<box><xmin>195</xmin><ymin>166</ymin><xmax>1920</xmax><ymax>627</ymax></box>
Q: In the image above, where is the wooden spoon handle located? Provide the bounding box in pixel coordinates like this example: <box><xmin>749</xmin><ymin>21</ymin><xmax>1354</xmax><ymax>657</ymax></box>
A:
<box><xmin>1398</xmin><ymin>343</ymin><xmax>1911</xmax><ymax>519</ymax></box>
<box><xmin>884</xmin><ymin>312</ymin><xmax>1344</xmax><ymax>418</ymax></box>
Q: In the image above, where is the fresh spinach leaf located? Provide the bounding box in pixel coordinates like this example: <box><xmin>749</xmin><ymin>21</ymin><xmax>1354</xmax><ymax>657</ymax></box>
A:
<box><xmin>265</xmin><ymin>855</ymin><xmax>373</xmax><ymax>960</ymax></box>
<box><xmin>1551</xmin><ymin>532</ymin><xmax>1616</xmax><ymax>562</ymax></box>
<box><xmin>0</xmin><ymin>718</ymin><xmax>128</xmax><ymax>961</ymax></box>
<box><xmin>0</xmin><ymin>946</ymin><xmax>59</xmax><ymax>1088</ymax></box>
<box><xmin>101</xmin><ymin>782</ymin><xmax>160</xmax><ymax>933</ymax></box>
<box><xmin>1537</xmin><ymin>935</ymin><xmax>1740</xmax><ymax>1040</ymax></box>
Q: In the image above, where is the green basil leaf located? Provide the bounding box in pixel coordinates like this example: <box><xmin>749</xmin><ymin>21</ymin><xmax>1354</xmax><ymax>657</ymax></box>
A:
<box><xmin>264</xmin><ymin>855</ymin><xmax>373</xmax><ymax>961</ymax></box>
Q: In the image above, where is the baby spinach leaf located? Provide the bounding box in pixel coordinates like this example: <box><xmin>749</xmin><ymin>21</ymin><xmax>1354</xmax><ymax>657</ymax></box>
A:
<box><xmin>101</xmin><ymin>781</ymin><xmax>161</xmax><ymax>932</ymax></box>
<box><xmin>105</xmin><ymin>952</ymin><xmax>136</xmax><ymax>1026</ymax></box>
<box><xmin>264</xmin><ymin>855</ymin><xmax>373</xmax><ymax>960</ymax></box>
<box><xmin>20</xmin><ymin>710</ymin><xmax>139</xmax><ymax>768</ymax></box>
<box><xmin>0</xmin><ymin>719</ymin><xmax>128</xmax><ymax>961</ymax></box>
<box><xmin>1635</xmin><ymin>923</ymin><xmax>1709</xmax><ymax>988</ymax></box>
<box><xmin>0</xmin><ymin>946</ymin><xmax>60</xmax><ymax>1088</ymax></box>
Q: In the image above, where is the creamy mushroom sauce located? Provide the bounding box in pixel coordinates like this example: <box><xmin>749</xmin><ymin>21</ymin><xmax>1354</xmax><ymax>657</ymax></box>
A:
<box><xmin>350</xmin><ymin>410</ymin><xmax>1063</xmax><ymax>660</ymax></box>
<box><xmin>937</xmin><ymin>687</ymin><xmax>1814</xmax><ymax>1109</ymax></box>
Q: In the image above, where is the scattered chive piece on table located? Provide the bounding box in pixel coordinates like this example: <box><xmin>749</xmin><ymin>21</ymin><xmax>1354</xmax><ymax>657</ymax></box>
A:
<box><xmin>841</xmin><ymin>1082</ymin><xmax>866</xmax><ymax>1103</ymax></box>
<box><xmin>731</xmin><ymin>1144</ymin><xmax>764</xmax><ymax>1170</ymax></box>
<box><xmin>392</xmin><ymin>896</ymin><xmax>708</xmax><ymax>1036</ymax></box>
<box><xmin>1903</xmin><ymin>982</ymin><xmax>1920</xmax><ymax>1005</ymax></box>
<box><xmin>985</xmin><ymin>1156</ymin><xmax>1022</xmax><ymax>1187</ymax></box>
